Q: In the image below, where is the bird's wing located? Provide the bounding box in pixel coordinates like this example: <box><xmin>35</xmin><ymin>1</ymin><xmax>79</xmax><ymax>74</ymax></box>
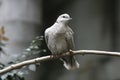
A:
<box><xmin>65</xmin><ymin>27</ymin><xmax>75</xmax><ymax>50</ymax></box>
<box><xmin>44</xmin><ymin>28</ymin><xmax>49</xmax><ymax>44</ymax></box>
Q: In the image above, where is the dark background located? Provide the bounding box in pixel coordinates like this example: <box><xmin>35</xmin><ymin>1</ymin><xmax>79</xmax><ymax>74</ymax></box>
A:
<box><xmin>0</xmin><ymin>0</ymin><xmax>120</xmax><ymax>80</ymax></box>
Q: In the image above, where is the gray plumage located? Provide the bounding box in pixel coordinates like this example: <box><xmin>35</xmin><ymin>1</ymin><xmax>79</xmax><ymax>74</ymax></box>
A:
<box><xmin>45</xmin><ymin>13</ymin><xmax>79</xmax><ymax>70</ymax></box>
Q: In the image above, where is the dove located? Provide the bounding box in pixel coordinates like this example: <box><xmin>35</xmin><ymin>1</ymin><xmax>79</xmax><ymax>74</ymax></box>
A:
<box><xmin>45</xmin><ymin>13</ymin><xmax>79</xmax><ymax>70</ymax></box>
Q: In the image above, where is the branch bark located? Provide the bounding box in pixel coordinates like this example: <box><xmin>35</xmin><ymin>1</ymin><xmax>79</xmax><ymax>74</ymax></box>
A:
<box><xmin>0</xmin><ymin>50</ymin><xmax>120</xmax><ymax>75</ymax></box>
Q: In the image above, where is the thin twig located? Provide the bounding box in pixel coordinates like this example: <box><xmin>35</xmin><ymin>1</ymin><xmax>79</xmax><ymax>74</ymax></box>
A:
<box><xmin>0</xmin><ymin>50</ymin><xmax>120</xmax><ymax>75</ymax></box>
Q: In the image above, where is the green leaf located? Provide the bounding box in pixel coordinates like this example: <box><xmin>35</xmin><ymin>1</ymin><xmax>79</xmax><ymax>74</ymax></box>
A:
<box><xmin>23</xmin><ymin>36</ymin><xmax>44</xmax><ymax>55</ymax></box>
<box><xmin>0</xmin><ymin>41</ymin><xmax>5</xmax><ymax>46</ymax></box>
<box><xmin>28</xmin><ymin>64</ymin><xmax>36</xmax><ymax>72</ymax></box>
<box><xmin>0</xmin><ymin>63</ymin><xmax>5</xmax><ymax>69</ymax></box>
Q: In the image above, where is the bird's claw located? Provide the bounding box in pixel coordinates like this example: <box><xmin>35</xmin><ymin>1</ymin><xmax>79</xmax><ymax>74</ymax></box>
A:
<box><xmin>69</xmin><ymin>49</ymin><xmax>73</xmax><ymax>55</ymax></box>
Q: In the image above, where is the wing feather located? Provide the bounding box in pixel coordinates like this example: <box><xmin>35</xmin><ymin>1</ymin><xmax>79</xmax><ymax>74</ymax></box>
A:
<box><xmin>65</xmin><ymin>27</ymin><xmax>75</xmax><ymax>50</ymax></box>
<box><xmin>44</xmin><ymin>28</ymin><xmax>49</xmax><ymax>44</ymax></box>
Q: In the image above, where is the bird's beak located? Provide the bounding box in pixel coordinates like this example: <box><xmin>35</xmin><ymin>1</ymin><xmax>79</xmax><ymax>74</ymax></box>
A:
<box><xmin>69</xmin><ymin>18</ymin><xmax>72</xmax><ymax>20</ymax></box>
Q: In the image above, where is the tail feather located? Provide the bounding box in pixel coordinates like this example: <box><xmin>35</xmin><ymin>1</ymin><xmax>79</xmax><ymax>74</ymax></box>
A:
<box><xmin>61</xmin><ymin>56</ymin><xmax>79</xmax><ymax>70</ymax></box>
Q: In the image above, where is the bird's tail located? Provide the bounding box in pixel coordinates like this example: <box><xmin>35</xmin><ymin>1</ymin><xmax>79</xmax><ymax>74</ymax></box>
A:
<box><xmin>61</xmin><ymin>56</ymin><xmax>79</xmax><ymax>70</ymax></box>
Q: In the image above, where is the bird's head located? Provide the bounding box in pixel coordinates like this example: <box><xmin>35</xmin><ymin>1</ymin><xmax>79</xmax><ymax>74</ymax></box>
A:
<box><xmin>56</xmin><ymin>13</ymin><xmax>72</xmax><ymax>24</ymax></box>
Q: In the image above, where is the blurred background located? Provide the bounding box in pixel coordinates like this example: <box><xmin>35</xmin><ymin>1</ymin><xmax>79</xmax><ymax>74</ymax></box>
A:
<box><xmin>0</xmin><ymin>0</ymin><xmax>120</xmax><ymax>80</ymax></box>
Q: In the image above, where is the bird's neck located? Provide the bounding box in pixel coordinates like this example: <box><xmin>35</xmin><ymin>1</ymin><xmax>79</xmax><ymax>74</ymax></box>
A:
<box><xmin>55</xmin><ymin>21</ymin><xmax>68</xmax><ymax>26</ymax></box>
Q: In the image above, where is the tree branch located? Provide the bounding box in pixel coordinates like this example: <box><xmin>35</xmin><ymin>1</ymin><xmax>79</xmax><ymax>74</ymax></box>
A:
<box><xmin>0</xmin><ymin>50</ymin><xmax>120</xmax><ymax>75</ymax></box>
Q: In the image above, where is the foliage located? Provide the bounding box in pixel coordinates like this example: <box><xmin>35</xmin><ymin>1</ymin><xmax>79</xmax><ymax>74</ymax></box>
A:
<box><xmin>0</xmin><ymin>26</ymin><xmax>9</xmax><ymax>69</ymax></box>
<box><xmin>1</xmin><ymin>36</ymin><xmax>45</xmax><ymax>80</ymax></box>
<box><xmin>23</xmin><ymin>36</ymin><xmax>46</xmax><ymax>56</ymax></box>
<box><xmin>0</xmin><ymin>26</ymin><xmax>9</xmax><ymax>42</ymax></box>
<box><xmin>1</xmin><ymin>72</ymin><xmax>25</xmax><ymax>80</ymax></box>
<box><xmin>0</xmin><ymin>27</ymin><xmax>45</xmax><ymax>80</ymax></box>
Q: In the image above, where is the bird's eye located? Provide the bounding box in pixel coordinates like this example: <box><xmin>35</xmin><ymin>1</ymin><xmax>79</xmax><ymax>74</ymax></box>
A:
<box><xmin>62</xmin><ymin>16</ymin><xmax>66</xmax><ymax>18</ymax></box>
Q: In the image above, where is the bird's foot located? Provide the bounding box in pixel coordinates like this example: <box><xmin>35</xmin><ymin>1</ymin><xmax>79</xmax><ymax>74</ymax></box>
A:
<box><xmin>52</xmin><ymin>54</ymin><xmax>58</xmax><ymax>58</ymax></box>
<box><xmin>69</xmin><ymin>49</ymin><xmax>74</xmax><ymax>56</ymax></box>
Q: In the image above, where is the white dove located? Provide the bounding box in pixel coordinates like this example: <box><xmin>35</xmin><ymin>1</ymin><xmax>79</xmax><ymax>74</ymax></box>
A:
<box><xmin>45</xmin><ymin>13</ymin><xmax>79</xmax><ymax>70</ymax></box>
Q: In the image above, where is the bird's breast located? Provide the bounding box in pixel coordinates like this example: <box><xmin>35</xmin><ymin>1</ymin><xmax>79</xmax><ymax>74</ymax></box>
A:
<box><xmin>55</xmin><ymin>36</ymin><xmax>68</xmax><ymax>53</ymax></box>
<box><xmin>48</xmin><ymin>31</ymin><xmax>68</xmax><ymax>54</ymax></box>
